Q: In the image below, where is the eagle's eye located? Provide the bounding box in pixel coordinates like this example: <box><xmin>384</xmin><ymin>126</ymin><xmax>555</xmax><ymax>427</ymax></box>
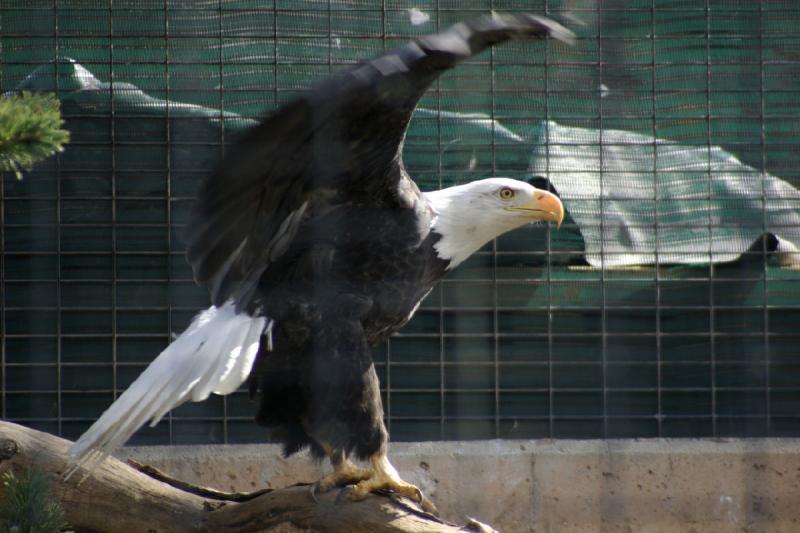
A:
<box><xmin>498</xmin><ymin>187</ymin><xmax>515</xmax><ymax>200</ymax></box>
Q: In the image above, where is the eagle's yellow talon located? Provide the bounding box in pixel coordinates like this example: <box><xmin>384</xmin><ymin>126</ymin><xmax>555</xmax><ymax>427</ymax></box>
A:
<box><xmin>311</xmin><ymin>451</ymin><xmax>372</xmax><ymax>504</ymax></box>
<box><xmin>309</xmin><ymin>482</ymin><xmax>321</xmax><ymax>503</ymax></box>
<box><xmin>419</xmin><ymin>494</ymin><xmax>439</xmax><ymax>515</ymax></box>
<box><xmin>335</xmin><ymin>484</ymin><xmax>357</xmax><ymax>505</ymax></box>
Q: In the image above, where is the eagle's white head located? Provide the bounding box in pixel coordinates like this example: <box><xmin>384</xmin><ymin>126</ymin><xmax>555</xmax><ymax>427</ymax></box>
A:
<box><xmin>425</xmin><ymin>177</ymin><xmax>564</xmax><ymax>269</ymax></box>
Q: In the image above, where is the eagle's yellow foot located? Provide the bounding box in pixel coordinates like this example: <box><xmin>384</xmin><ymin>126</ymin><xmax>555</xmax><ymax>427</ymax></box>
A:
<box><xmin>310</xmin><ymin>452</ymin><xmax>371</xmax><ymax>502</ymax></box>
<box><xmin>336</xmin><ymin>453</ymin><xmax>438</xmax><ymax>515</ymax></box>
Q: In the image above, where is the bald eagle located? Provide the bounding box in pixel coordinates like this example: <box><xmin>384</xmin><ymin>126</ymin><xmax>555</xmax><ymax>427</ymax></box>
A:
<box><xmin>67</xmin><ymin>13</ymin><xmax>570</xmax><ymax>508</ymax></box>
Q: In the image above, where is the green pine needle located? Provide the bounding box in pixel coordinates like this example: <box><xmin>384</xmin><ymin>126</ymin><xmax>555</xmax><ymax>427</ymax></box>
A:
<box><xmin>0</xmin><ymin>469</ymin><xmax>69</xmax><ymax>533</ymax></box>
<box><xmin>0</xmin><ymin>92</ymin><xmax>70</xmax><ymax>180</ymax></box>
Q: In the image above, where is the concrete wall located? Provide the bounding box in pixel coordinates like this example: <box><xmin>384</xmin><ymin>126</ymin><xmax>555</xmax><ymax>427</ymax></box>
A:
<box><xmin>120</xmin><ymin>439</ymin><xmax>800</xmax><ymax>532</ymax></box>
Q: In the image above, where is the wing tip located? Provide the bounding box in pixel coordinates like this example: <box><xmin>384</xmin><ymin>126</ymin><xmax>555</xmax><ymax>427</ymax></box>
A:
<box><xmin>481</xmin><ymin>12</ymin><xmax>575</xmax><ymax>46</ymax></box>
<box><xmin>517</xmin><ymin>13</ymin><xmax>577</xmax><ymax>46</ymax></box>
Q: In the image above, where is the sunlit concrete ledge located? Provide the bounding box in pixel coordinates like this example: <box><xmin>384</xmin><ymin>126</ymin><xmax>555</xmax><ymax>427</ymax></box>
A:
<box><xmin>120</xmin><ymin>439</ymin><xmax>800</xmax><ymax>532</ymax></box>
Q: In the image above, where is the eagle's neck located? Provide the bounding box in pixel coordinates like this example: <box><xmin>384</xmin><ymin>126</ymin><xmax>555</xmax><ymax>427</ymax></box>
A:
<box><xmin>424</xmin><ymin>185</ymin><xmax>521</xmax><ymax>270</ymax></box>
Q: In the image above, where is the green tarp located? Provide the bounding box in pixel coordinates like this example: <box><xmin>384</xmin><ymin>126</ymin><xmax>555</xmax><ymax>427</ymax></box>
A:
<box><xmin>18</xmin><ymin>60</ymin><xmax>800</xmax><ymax>270</ymax></box>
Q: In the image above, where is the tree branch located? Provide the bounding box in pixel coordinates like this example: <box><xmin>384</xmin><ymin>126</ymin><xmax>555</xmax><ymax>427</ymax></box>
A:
<box><xmin>0</xmin><ymin>421</ymin><xmax>496</xmax><ymax>533</ymax></box>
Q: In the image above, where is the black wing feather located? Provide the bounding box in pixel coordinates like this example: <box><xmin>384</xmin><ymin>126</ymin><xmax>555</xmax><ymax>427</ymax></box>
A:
<box><xmin>185</xmin><ymin>13</ymin><xmax>573</xmax><ymax>307</ymax></box>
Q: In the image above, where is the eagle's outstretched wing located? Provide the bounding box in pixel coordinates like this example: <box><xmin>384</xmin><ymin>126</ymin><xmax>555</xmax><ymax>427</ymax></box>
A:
<box><xmin>185</xmin><ymin>13</ymin><xmax>574</xmax><ymax>307</ymax></box>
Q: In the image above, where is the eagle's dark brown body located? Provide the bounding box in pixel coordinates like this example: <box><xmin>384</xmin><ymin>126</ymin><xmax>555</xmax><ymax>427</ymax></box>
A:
<box><xmin>249</xmin><ymin>200</ymin><xmax>450</xmax><ymax>459</ymax></box>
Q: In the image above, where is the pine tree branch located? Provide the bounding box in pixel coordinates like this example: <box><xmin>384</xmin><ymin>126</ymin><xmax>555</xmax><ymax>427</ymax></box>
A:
<box><xmin>0</xmin><ymin>92</ymin><xmax>70</xmax><ymax>180</ymax></box>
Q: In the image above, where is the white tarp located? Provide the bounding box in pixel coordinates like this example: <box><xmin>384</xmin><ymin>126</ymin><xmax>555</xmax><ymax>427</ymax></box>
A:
<box><xmin>530</xmin><ymin>121</ymin><xmax>800</xmax><ymax>267</ymax></box>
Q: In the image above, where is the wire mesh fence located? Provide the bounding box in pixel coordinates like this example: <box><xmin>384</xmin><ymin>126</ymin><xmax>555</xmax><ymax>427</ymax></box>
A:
<box><xmin>2</xmin><ymin>0</ymin><xmax>800</xmax><ymax>445</ymax></box>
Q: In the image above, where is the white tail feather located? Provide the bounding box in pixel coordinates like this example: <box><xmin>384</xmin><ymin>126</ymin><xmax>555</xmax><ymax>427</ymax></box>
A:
<box><xmin>65</xmin><ymin>301</ymin><xmax>267</xmax><ymax>480</ymax></box>
<box><xmin>213</xmin><ymin>318</ymin><xmax>264</xmax><ymax>395</ymax></box>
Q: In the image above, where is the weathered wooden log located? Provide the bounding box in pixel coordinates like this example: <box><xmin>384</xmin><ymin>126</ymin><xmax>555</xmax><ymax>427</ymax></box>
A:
<box><xmin>0</xmin><ymin>421</ymin><xmax>496</xmax><ymax>532</ymax></box>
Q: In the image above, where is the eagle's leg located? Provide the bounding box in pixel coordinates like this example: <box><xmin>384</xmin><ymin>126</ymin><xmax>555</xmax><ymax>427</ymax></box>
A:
<box><xmin>338</xmin><ymin>450</ymin><xmax>438</xmax><ymax>514</ymax></box>
<box><xmin>310</xmin><ymin>449</ymin><xmax>371</xmax><ymax>501</ymax></box>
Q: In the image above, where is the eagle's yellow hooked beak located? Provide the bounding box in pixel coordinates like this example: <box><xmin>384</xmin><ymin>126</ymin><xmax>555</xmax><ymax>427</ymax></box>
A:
<box><xmin>534</xmin><ymin>189</ymin><xmax>565</xmax><ymax>228</ymax></box>
<box><xmin>508</xmin><ymin>189</ymin><xmax>565</xmax><ymax>228</ymax></box>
